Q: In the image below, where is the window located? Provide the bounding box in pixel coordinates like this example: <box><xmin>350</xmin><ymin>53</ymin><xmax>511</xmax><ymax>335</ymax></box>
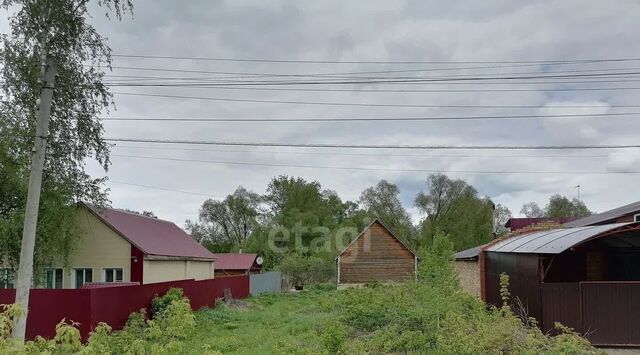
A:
<box><xmin>44</xmin><ymin>268</ymin><xmax>63</xmax><ymax>289</ymax></box>
<box><xmin>104</xmin><ymin>268</ymin><xmax>123</xmax><ymax>283</ymax></box>
<box><xmin>74</xmin><ymin>268</ymin><xmax>92</xmax><ymax>289</ymax></box>
<box><xmin>635</xmin><ymin>214</ymin><xmax>640</xmax><ymax>222</ymax></box>
<box><xmin>0</xmin><ymin>268</ymin><xmax>14</xmax><ymax>289</ymax></box>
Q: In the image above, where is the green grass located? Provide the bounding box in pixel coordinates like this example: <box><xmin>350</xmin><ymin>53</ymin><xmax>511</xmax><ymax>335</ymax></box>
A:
<box><xmin>183</xmin><ymin>290</ymin><xmax>335</xmax><ymax>354</ymax></box>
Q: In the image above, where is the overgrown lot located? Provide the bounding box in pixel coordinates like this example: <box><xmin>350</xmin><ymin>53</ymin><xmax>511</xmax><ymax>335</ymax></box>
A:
<box><xmin>0</xmin><ymin>235</ymin><xmax>602</xmax><ymax>354</ymax></box>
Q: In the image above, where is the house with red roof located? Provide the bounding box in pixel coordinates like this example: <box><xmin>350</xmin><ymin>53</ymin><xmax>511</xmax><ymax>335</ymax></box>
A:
<box><xmin>0</xmin><ymin>203</ymin><xmax>215</xmax><ymax>289</ymax></box>
<box><xmin>212</xmin><ymin>253</ymin><xmax>262</xmax><ymax>277</ymax></box>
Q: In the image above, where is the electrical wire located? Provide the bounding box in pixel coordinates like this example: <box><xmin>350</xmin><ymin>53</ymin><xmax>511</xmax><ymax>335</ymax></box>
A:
<box><xmin>99</xmin><ymin>112</ymin><xmax>640</xmax><ymax>123</ymax></box>
<box><xmin>111</xmin><ymin>144</ymin><xmax>610</xmax><ymax>158</ymax></box>
<box><xmin>110</xmin><ymin>153</ymin><xmax>638</xmax><ymax>175</ymax></box>
<box><xmin>110</xmin><ymin>91</ymin><xmax>640</xmax><ymax>109</ymax></box>
<box><xmin>111</xmin><ymin>54</ymin><xmax>640</xmax><ymax>65</ymax></box>
<box><xmin>104</xmin><ymin>137</ymin><xmax>640</xmax><ymax>150</ymax></box>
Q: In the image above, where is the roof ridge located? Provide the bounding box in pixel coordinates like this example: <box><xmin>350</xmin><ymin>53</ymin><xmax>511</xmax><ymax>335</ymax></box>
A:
<box><xmin>89</xmin><ymin>203</ymin><xmax>174</xmax><ymax>224</ymax></box>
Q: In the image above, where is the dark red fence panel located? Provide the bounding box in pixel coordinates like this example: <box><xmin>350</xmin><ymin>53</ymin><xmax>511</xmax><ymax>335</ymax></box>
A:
<box><xmin>581</xmin><ymin>282</ymin><xmax>640</xmax><ymax>346</ymax></box>
<box><xmin>88</xmin><ymin>279</ymin><xmax>196</xmax><ymax>333</ymax></box>
<box><xmin>540</xmin><ymin>283</ymin><xmax>581</xmax><ymax>333</ymax></box>
<box><xmin>0</xmin><ymin>275</ymin><xmax>249</xmax><ymax>340</ymax></box>
<box><xmin>0</xmin><ymin>289</ymin><xmax>92</xmax><ymax>340</ymax></box>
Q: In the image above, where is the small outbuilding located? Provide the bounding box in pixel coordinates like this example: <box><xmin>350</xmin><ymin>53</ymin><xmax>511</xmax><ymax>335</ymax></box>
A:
<box><xmin>481</xmin><ymin>222</ymin><xmax>640</xmax><ymax>346</ymax></box>
<box><xmin>336</xmin><ymin>219</ymin><xmax>418</xmax><ymax>285</ymax></box>
<box><xmin>212</xmin><ymin>253</ymin><xmax>262</xmax><ymax>277</ymax></box>
<box><xmin>454</xmin><ymin>246</ymin><xmax>482</xmax><ymax>296</ymax></box>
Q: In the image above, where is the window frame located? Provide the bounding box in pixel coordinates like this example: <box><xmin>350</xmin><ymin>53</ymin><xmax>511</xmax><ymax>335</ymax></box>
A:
<box><xmin>0</xmin><ymin>268</ymin><xmax>15</xmax><ymax>289</ymax></box>
<box><xmin>103</xmin><ymin>268</ymin><xmax>124</xmax><ymax>283</ymax></box>
<box><xmin>44</xmin><ymin>268</ymin><xmax>64</xmax><ymax>289</ymax></box>
<box><xmin>634</xmin><ymin>213</ymin><xmax>640</xmax><ymax>222</ymax></box>
<box><xmin>73</xmin><ymin>268</ymin><xmax>93</xmax><ymax>289</ymax></box>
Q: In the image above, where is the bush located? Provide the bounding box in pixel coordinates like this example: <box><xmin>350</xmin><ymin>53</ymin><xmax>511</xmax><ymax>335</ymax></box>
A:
<box><xmin>151</xmin><ymin>288</ymin><xmax>185</xmax><ymax>318</ymax></box>
<box><xmin>0</xmin><ymin>288</ymin><xmax>197</xmax><ymax>354</ymax></box>
<box><xmin>279</xmin><ymin>254</ymin><xmax>334</xmax><ymax>288</ymax></box>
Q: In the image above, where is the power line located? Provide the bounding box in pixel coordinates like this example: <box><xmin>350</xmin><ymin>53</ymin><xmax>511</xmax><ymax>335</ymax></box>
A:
<box><xmin>104</xmin><ymin>137</ymin><xmax>640</xmax><ymax>150</ymax></box>
<box><xmin>111</xmin><ymin>144</ymin><xmax>609</xmax><ymax>158</ymax></box>
<box><xmin>101</xmin><ymin>74</ymin><xmax>640</xmax><ymax>86</ymax></box>
<box><xmin>111</xmin><ymin>54</ymin><xmax>640</xmax><ymax>65</ymax></box>
<box><xmin>110</xmin><ymin>153</ymin><xmax>638</xmax><ymax>175</ymax></box>
<box><xmin>108</xmin><ymin>180</ymin><xmax>217</xmax><ymax>197</ymax></box>
<box><xmin>103</xmin><ymin>71</ymin><xmax>640</xmax><ymax>86</ymax></box>
<box><xmin>101</xmin><ymin>83</ymin><xmax>640</xmax><ymax>93</ymax></box>
<box><xmin>99</xmin><ymin>112</ymin><xmax>640</xmax><ymax>123</ymax></box>
<box><xmin>111</xmin><ymin>92</ymin><xmax>640</xmax><ymax>109</ymax></box>
<box><xmin>103</xmin><ymin>65</ymin><xmax>640</xmax><ymax>81</ymax></box>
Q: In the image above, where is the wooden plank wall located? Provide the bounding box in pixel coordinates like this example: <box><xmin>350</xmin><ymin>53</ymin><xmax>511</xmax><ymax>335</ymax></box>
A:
<box><xmin>339</xmin><ymin>221</ymin><xmax>414</xmax><ymax>283</ymax></box>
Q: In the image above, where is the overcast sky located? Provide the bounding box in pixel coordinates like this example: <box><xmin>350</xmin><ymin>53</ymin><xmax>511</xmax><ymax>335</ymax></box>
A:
<box><xmin>4</xmin><ymin>0</ymin><xmax>640</xmax><ymax>226</ymax></box>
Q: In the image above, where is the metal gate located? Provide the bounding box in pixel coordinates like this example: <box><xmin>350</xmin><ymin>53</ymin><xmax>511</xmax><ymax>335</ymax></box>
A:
<box><xmin>249</xmin><ymin>271</ymin><xmax>282</xmax><ymax>296</ymax></box>
<box><xmin>541</xmin><ymin>281</ymin><xmax>640</xmax><ymax>346</ymax></box>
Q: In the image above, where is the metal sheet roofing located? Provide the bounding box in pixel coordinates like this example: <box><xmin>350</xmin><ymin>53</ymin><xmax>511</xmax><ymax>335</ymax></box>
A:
<box><xmin>454</xmin><ymin>246</ymin><xmax>482</xmax><ymax>260</ymax></box>
<box><xmin>486</xmin><ymin>223</ymin><xmax>634</xmax><ymax>254</ymax></box>
<box><xmin>85</xmin><ymin>204</ymin><xmax>215</xmax><ymax>260</ymax></box>
<box><xmin>564</xmin><ymin>201</ymin><xmax>640</xmax><ymax>227</ymax></box>
<box><xmin>212</xmin><ymin>253</ymin><xmax>258</xmax><ymax>270</ymax></box>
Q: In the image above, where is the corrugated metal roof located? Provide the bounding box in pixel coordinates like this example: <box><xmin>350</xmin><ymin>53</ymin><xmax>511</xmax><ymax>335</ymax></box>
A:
<box><xmin>85</xmin><ymin>204</ymin><xmax>215</xmax><ymax>260</ymax></box>
<box><xmin>212</xmin><ymin>253</ymin><xmax>258</xmax><ymax>270</ymax></box>
<box><xmin>486</xmin><ymin>223</ymin><xmax>634</xmax><ymax>254</ymax></box>
<box><xmin>564</xmin><ymin>201</ymin><xmax>640</xmax><ymax>227</ymax></box>
<box><xmin>454</xmin><ymin>246</ymin><xmax>482</xmax><ymax>260</ymax></box>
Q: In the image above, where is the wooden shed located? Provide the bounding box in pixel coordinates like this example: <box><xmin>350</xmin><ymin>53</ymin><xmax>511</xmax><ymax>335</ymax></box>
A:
<box><xmin>336</xmin><ymin>219</ymin><xmax>418</xmax><ymax>285</ymax></box>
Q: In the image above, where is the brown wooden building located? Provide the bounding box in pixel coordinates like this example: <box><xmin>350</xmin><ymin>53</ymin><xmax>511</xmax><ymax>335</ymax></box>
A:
<box><xmin>336</xmin><ymin>219</ymin><xmax>418</xmax><ymax>285</ymax></box>
<box><xmin>212</xmin><ymin>253</ymin><xmax>262</xmax><ymax>277</ymax></box>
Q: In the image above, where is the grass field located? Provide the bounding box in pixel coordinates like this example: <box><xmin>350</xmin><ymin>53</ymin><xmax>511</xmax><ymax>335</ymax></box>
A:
<box><xmin>179</xmin><ymin>280</ymin><xmax>601</xmax><ymax>355</ymax></box>
<box><xmin>184</xmin><ymin>289</ymin><xmax>336</xmax><ymax>354</ymax></box>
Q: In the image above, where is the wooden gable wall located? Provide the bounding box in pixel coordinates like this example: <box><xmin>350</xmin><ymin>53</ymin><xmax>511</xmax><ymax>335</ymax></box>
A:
<box><xmin>338</xmin><ymin>221</ymin><xmax>416</xmax><ymax>284</ymax></box>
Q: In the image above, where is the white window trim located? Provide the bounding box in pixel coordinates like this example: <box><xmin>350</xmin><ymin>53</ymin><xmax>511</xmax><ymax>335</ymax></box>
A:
<box><xmin>634</xmin><ymin>213</ymin><xmax>640</xmax><ymax>222</ymax></box>
<box><xmin>44</xmin><ymin>268</ymin><xmax>64</xmax><ymax>289</ymax></box>
<box><xmin>72</xmin><ymin>267</ymin><xmax>93</xmax><ymax>289</ymax></box>
<box><xmin>103</xmin><ymin>267</ymin><xmax>124</xmax><ymax>283</ymax></box>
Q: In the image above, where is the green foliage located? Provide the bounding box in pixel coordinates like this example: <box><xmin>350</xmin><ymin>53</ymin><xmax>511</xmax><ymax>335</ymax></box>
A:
<box><xmin>151</xmin><ymin>288</ymin><xmax>185</xmax><ymax>318</ymax></box>
<box><xmin>358</xmin><ymin>179</ymin><xmax>415</xmax><ymax>244</ymax></box>
<box><xmin>318</xmin><ymin>320</ymin><xmax>348</xmax><ymax>353</ymax></box>
<box><xmin>418</xmin><ymin>232</ymin><xmax>459</xmax><ymax>290</ymax></box>
<box><xmin>0</xmin><ymin>0</ymin><xmax>132</xmax><ymax>272</ymax></box>
<box><xmin>0</xmin><ymin>288</ymin><xmax>197</xmax><ymax>354</ymax></box>
<box><xmin>279</xmin><ymin>253</ymin><xmax>334</xmax><ymax>287</ymax></box>
<box><xmin>186</xmin><ymin>186</ymin><xmax>261</xmax><ymax>252</ymax></box>
<box><xmin>545</xmin><ymin>194</ymin><xmax>591</xmax><ymax>218</ymax></box>
<box><xmin>521</xmin><ymin>195</ymin><xmax>592</xmax><ymax>219</ymax></box>
<box><xmin>416</xmin><ymin>174</ymin><xmax>494</xmax><ymax>251</ymax></box>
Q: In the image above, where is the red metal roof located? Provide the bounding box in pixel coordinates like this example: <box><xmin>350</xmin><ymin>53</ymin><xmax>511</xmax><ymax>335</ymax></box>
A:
<box><xmin>85</xmin><ymin>204</ymin><xmax>215</xmax><ymax>260</ymax></box>
<box><xmin>505</xmin><ymin>217</ymin><xmax>578</xmax><ymax>231</ymax></box>
<box><xmin>212</xmin><ymin>253</ymin><xmax>258</xmax><ymax>270</ymax></box>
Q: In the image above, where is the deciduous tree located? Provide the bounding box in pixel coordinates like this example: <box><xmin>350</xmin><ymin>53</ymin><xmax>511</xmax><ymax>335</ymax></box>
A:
<box><xmin>0</xmin><ymin>0</ymin><xmax>132</xmax><ymax>269</ymax></box>
<box><xmin>520</xmin><ymin>202</ymin><xmax>544</xmax><ymax>218</ymax></box>
<box><xmin>415</xmin><ymin>174</ymin><xmax>493</xmax><ymax>250</ymax></box>
<box><xmin>359</xmin><ymin>180</ymin><xmax>415</xmax><ymax>244</ymax></box>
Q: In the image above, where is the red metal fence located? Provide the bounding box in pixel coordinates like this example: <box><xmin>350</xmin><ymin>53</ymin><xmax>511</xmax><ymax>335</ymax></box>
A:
<box><xmin>0</xmin><ymin>275</ymin><xmax>249</xmax><ymax>340</ymax></box>
<box><xmin>541</xmin><ymin>281</ymin><xmax>640</xmax><ymax>346</ymax></box>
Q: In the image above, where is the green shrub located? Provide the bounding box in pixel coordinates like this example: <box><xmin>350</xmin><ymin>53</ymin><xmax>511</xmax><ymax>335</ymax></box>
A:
<box><xmin>318</xmin><ymin>320</ymin><xmax>348</xmax><ymax>353</ymax></box>
<box><xmin>279</xmin><ymin>254</ymin><xmax>333</xmax><ymax>288</ymax></box>
<box><xmin>151</xmin><ymin>288</ymin><xmax>185</xmax><ymax>318</ymax></box>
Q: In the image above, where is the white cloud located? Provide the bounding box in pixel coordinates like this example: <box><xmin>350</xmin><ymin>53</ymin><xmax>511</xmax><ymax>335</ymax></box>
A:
<box><xmin>6</xmin><ymin>0</ymin><xmax>640</xmax><ymax>225</ymax></box>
